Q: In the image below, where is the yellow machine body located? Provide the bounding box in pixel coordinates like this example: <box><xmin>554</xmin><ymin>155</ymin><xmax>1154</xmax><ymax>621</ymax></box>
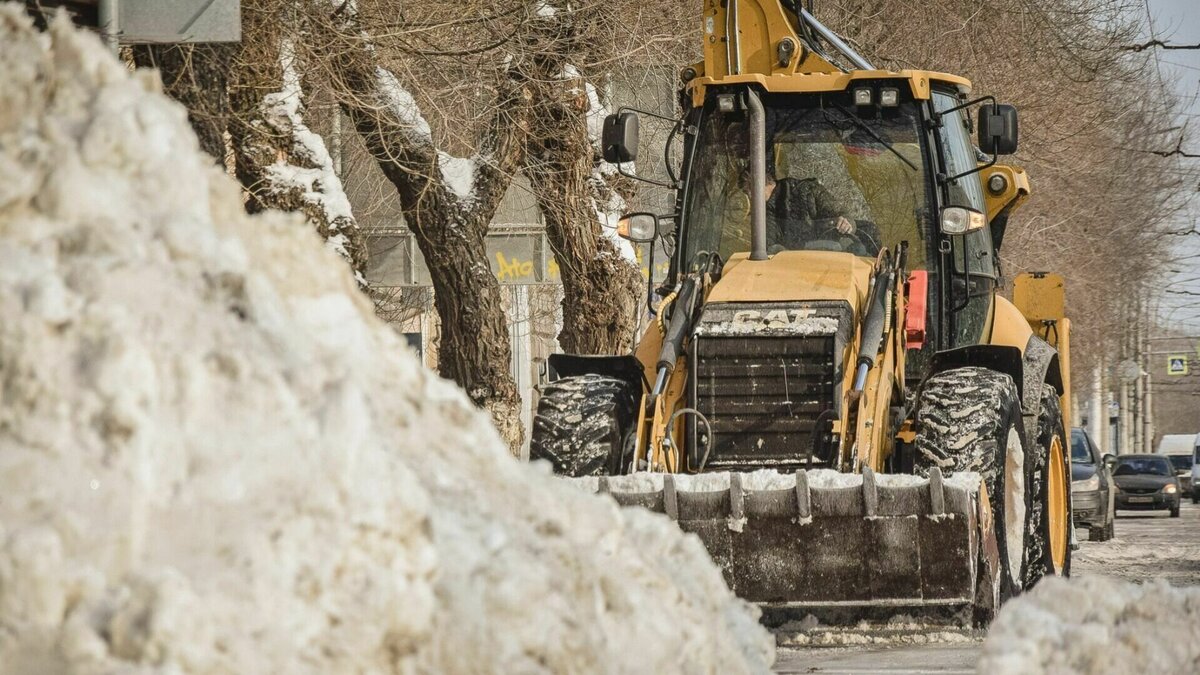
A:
<box><xmin>539</xmin><ymin>0</ymin><xmax>1073</xmax><ymax>622</ymax></box>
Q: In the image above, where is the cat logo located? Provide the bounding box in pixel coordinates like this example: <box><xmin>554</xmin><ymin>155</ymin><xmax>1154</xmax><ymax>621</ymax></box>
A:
<box><xmin>732</xmin><ymin>308</ymin><xmax>818</xmax><ymax>328</ymax></box>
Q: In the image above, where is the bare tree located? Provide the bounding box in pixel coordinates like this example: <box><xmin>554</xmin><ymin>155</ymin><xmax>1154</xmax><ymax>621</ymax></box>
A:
<box><xmin>229</xmin><ymin>1</ymin><xmax>367</xmax><ymax>281</ymax></box>
<box><xmin>131</xmin><ymin>43</ymin><xmax>237</xmax><ymax>161</ymax></box>
<box><xmin>320</xmin><ymin>1</ymin><xmax>531</xmax><ymax>451</ymax></box>
<box><xmin>518</xmin><ymin>2</ymin><xmax>642</xmax><ymax>354</ymax></box>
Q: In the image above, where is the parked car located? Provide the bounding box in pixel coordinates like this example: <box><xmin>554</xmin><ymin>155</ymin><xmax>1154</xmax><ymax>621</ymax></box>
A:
<box><xmin>1071</xmin><ymin>428</ymin><xmax>1115</xmax><ymax>540</ymax></box>
<box><xmin>1112</xmin><ymin>454</ymin><xmax>1182</xmax><ymax>518</ymax></box>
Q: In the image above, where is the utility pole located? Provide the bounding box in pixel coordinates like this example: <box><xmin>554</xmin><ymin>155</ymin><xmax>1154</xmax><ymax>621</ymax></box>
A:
<box><xmin>1090</xmin><ymin>365</ymin><xmax>1105</xmax><ymax>452</ymax></box>
<box><xmin>1134</xmin><ymin>298</ymin><xmax>1146</xmax><ymax>453</ymax></box>
<box><xmin>1139</xmin><ymin>294</ymin><xmax>1155</xmax><ymax>453</ymax></box>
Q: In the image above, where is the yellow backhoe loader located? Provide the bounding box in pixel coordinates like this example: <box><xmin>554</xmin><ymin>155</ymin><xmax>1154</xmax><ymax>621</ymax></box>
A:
<box><xmin>531</xmin><ymin>0</ymin><xmax>1073</xmax><ymax>625</ymax></box>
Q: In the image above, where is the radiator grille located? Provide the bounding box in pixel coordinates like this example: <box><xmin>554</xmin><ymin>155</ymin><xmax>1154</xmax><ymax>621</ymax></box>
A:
<box><xmin>693</xmin><ymin>335</ymin><xmax>837</xmax><ymax>464</ymax></box>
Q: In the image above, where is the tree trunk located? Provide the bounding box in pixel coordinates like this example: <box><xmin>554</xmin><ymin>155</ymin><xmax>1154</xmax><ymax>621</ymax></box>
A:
<box><xmin>228</xmin><ymin>6</ymin><xmax>368</xmax><ymax>282</ymax></box>
<box><xmin>131</xmin><ymin>43</ymin><xmax>236</xmax><ymax>162</ymax></box>
<box><xmin>328</xmin><ymin>10</ymin><xmax>530</xmax><ymax>452</ymax></box>
<box><xmin>525</xmin><ymin>94</ymin><xmax>641</xmax><ymax>354</ymax></box>
<box><xmin>521</xmin><ymin>5</ymin><xmax>642</xmax><ymax>355</ymax></box>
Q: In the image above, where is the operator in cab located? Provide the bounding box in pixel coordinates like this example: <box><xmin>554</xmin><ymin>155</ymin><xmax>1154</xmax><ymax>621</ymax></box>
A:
<box><xmin>740</xmin><ymin>162</ymin><xmax>882</xmax><ymax>256</ymax></box>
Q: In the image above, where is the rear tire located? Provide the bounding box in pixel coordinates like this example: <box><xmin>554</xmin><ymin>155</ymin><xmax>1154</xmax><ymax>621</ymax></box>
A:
<box><xmin>530</xmin><ymin>374</ymin><xmax>638</xmax><ymax>476</ymax></box>
<box><xmin>1026</xmin><ymin>385</ymin><xmax>1071</xmax><ymax>587</ymax></box>
<box><xmin>915</xmin><ymin>367</ymin><xmax>1030</xmax><ymax>606</ymax></box>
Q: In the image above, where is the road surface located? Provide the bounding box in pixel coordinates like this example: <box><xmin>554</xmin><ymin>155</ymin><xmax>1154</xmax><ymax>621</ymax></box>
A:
<box><xmin>773</xmin><ymin>500</ymin><xmax>1200</xmax><ymax>673</ymax></box>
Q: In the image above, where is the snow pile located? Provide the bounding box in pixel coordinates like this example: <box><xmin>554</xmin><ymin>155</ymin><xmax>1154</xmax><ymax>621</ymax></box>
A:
<box><xmin>978</xmin><ymin>576</ymin><xmax>1200</xmax><ymax>674</ymax></box>
<box><xmin>0</xmin><ymin>10</ymin><xmax>771</xmax><ymax>674</ymax></box>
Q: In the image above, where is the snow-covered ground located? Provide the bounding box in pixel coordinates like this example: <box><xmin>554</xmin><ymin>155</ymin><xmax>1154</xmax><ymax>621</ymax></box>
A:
<box><xmin>977</xmin><ymin>575</ymin><xmax>1200</xmax><ymax>674</ymax></box>
<box><xmin>775</xmin><ymin>502</ymin><xmax>1200</xmax><ymax>673</ymax></box>
<box><xmin>977</xmin><ymin>504</ymin><xmax>1200</xmax><ymax>673</ymax></box>
<box><xmin>0</xmin><ymin>10</ymin><xmax>771</xmax><ymax>674</ymax></box>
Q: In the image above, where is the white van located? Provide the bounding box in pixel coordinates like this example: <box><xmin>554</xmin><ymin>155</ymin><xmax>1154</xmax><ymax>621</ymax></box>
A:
<box><xmin>1192</xmin><ymin>436</ymin><xmax>1200</xmax><ymax>504</ymax></box>
<box><xmin>1156</xmin><ymin>435</ymin><xmax>1196</xmax><ymax>502</ymax></box>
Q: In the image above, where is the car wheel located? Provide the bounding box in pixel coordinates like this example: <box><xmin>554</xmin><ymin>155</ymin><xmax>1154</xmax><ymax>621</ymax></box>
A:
<box><xmin>1170</xmin><ymin>504</ymin><xmax>1181</xmax><ymax>518</ymax></box>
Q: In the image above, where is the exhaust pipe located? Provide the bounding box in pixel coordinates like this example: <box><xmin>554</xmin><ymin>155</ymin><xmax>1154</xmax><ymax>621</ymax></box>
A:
<box><xmin>747</xmin><ymin>89</ymin><xmax>768</xmax><ymax>261</ymax></box>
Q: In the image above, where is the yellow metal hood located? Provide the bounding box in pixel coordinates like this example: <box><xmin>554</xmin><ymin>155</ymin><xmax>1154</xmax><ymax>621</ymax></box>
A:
<box><xmin>709</xmin><ymin>251</ymin><xmax>874</xmax><ymax>309</ymax></box>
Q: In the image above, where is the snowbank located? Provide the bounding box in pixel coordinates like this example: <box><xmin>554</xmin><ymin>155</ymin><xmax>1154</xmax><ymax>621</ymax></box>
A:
<box><xmin>0</xmin><ymin>10</ymin><xmax>772</xmax><ymax>674</ymax></box>
<box><xmin>978</xmin><ymin>576</ymin><xmax>1200</xmax><ymax>674</ymax></box>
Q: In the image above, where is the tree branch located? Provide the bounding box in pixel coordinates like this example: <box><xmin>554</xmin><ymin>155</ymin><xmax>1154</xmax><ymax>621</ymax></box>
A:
<box><xmin>1122</xmin><ymin>39</ymin><xmax>1200</xmax><ymax>52</ymax></box>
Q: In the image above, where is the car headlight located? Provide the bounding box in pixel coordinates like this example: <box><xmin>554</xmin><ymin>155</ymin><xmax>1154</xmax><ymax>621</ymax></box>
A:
<box><xmin>1073</xmin><ymin>475</ymin><xmax>1100</xmax><ymax>492</ymax></box>
<box><xmin>1164</xmin><ymin>484</ymin><xmax>1178</xmax><ymax>494</ymax></box>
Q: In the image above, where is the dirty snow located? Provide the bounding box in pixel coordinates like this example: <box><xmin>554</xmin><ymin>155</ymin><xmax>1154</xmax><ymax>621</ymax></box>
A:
<box><xmin>590</xmin><ymin>469</ymin><xmax>979</xmax><ymax>494</ymax></box>
<box><xmin>698</xmin><ymin>317</ymin><xmax>841</xmax><ymax>337</ymax></box>
<box><xmin>977</xmin><ymin>576</ymin><xmax>1200</xmax><ymax>674</ymax></box>
<box><xmin>0</xmin><ymin>10</ymin><xmax>772</xmax><ymax>674</ymax></box>
<box><xmin>374</xmin><ymin>66</ymin><xmax>433</xmax><ymax>145</ymax></box>
<box><xmin>436</xmin><ymin>152</ymin><xmax>476</xmax><ymax>202</ymax></box>
<box><xmin>260</xmin><ymin>38</ymin><xmax>361</xmax><ymax>281</ymax></box>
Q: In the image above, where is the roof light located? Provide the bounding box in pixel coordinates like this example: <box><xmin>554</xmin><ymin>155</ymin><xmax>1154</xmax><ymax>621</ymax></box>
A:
<box><xmin>853</xmin><ymin>88</ymin><xmax>873</xmax><ymax>106</ymax></box>
<box><xmin>879</xmin><ymin>88</ymin><xmax>899</xmax><ymax>107</ymax></box>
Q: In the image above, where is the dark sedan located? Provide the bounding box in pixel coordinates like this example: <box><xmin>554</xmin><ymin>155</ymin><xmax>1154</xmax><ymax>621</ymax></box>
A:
<box><xmin>1071</xmin><ymin>428</ymin><xmax>1115</xmax><ymax>540</ymax></box>
<box><xmin>1113</xmin><ymin>454</ymin><xmax>1182</xmax><ymax>518</ymax></box>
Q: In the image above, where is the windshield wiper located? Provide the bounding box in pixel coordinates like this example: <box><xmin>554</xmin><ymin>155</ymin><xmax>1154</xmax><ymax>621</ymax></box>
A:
<box><xmin>828</xmin><ymin>104</ymin><xmax>918</xmax><ymax>171</ymax></box>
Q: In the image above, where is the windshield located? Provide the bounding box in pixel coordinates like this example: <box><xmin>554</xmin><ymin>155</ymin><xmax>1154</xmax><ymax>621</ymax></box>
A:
<box><xmin>1114</xmin><ymin>457</ymin><xmax>1172</xmax><ymax>476</ymax></box>
<box><xmin>1167</xmin><ymin>455</ymin><xmax>1193</xmax><ymax>472</ymax></box>
<box><xmin>1070</xmin><ymin>431</ymin><xmax>1092</xmax><ymax>464</ymax></box>
<box><xmin>681</xmin><ymin>91</ymin><xmax>930</xmax><ymax>269</ymax></box>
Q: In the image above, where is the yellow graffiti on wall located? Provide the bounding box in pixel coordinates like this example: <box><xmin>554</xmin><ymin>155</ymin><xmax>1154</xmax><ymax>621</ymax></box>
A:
<box><xmin>491</xmin><ymin>248</ymin><xmax>666</xmax><ymax>283</ymax></box>
<box><xmin>495</xmin><ymin>251</ymin><xmax>536</xmax><ymax>282</ymax></box>
<box><xmin>634</xmin><ymin>246</ymin><xmax>671</xmax><ymax>281</ymax></box>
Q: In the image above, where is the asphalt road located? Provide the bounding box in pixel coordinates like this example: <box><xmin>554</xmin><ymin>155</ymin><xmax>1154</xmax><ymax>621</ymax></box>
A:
<box><xmin>772</xmin><ymin>499</ymin><xmax>1200</xmax><ymax>673</ymax></box>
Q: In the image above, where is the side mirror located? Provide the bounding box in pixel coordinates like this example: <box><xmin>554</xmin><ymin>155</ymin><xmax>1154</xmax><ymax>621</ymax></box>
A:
<box><xmin>978</xmin><ymin>104</ymin><xmax>1018</xmax><ymax>155</ymax></box>
<box><xmin>1102</xmin><ymin>454</ymin><xmax>1117</xmax><ymax>469</ymax></box>
<box><xmin>602</xmin><ymin>111</ymin><xmax>639</xmax><ymax>164</ymax></box>
<box><xmin>616</xmin><ymin>212</ymin><xmax>658</xmax><ymax>243</ymax></box>
<box><xmin>940</xmin><ymin>206</ymin><xmax>986</xmax><ymax>235</ymax></box>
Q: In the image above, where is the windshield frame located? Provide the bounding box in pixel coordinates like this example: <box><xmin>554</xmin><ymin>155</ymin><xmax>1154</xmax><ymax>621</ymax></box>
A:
<box><xmin>674</xmin><ymin>88</ymin><xmax>938</xmax><ymax>273</ymax></box>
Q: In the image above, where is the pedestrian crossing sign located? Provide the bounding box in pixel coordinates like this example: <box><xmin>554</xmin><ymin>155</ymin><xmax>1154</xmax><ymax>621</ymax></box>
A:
<box><xmin>1168</xmin><ymin>355</ymin><xmax>1189</xmax><ymax>376</ymax></box>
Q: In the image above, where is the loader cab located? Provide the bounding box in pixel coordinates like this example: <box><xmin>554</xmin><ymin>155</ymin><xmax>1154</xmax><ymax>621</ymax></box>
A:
<box><xmin>669</xmin><ymin>81</ymin><xmax>1008</xmax><ymax>354</ymax></box>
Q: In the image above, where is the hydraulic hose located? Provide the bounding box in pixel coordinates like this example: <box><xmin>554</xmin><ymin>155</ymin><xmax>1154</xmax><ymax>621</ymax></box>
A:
<box><xmin>854</xmin><ymin>269</ymin><xmax>894</xmax><ymax>390</ymax></box>
<box><xmin>657</xmin><ymin>276</ymin><xmax>699</xmax><ymax>376</ymax></box>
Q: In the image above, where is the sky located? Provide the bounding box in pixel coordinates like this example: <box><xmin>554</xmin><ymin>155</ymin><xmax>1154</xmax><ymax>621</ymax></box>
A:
<box><xmin>1147</xmin><ymin>0</ymin><xmax>1200</xmax><ymax>333</ymax></box>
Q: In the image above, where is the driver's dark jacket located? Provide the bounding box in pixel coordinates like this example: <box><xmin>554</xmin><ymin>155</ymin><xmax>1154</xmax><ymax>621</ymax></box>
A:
<box><xmin>765</xmin><ymin>177</ymin><xmax>879</xmax><ymax>251</ymax></box>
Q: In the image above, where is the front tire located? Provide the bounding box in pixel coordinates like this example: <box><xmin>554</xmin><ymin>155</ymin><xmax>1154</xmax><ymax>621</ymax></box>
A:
<box><xmin>915</xmin><ymin>367</ymin><xmax>1030</xmax><ymax>605</ymax></box>
<box><xmin>530</xmin><ymin>374</ymin><xmax>638</xmax><ymax>476</ymax></box>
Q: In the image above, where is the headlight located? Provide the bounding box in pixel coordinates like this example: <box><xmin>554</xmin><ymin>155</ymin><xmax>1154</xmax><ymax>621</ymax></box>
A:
<box><xmin>1073</xmin><ymin>475</ymin><xmax>1100</xmax><ymax>492</ymax></box>
<box><xmin>1164</xmin><ymin>484</ymin><xmax>1178</xmax><ymax>494</ymax></box>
